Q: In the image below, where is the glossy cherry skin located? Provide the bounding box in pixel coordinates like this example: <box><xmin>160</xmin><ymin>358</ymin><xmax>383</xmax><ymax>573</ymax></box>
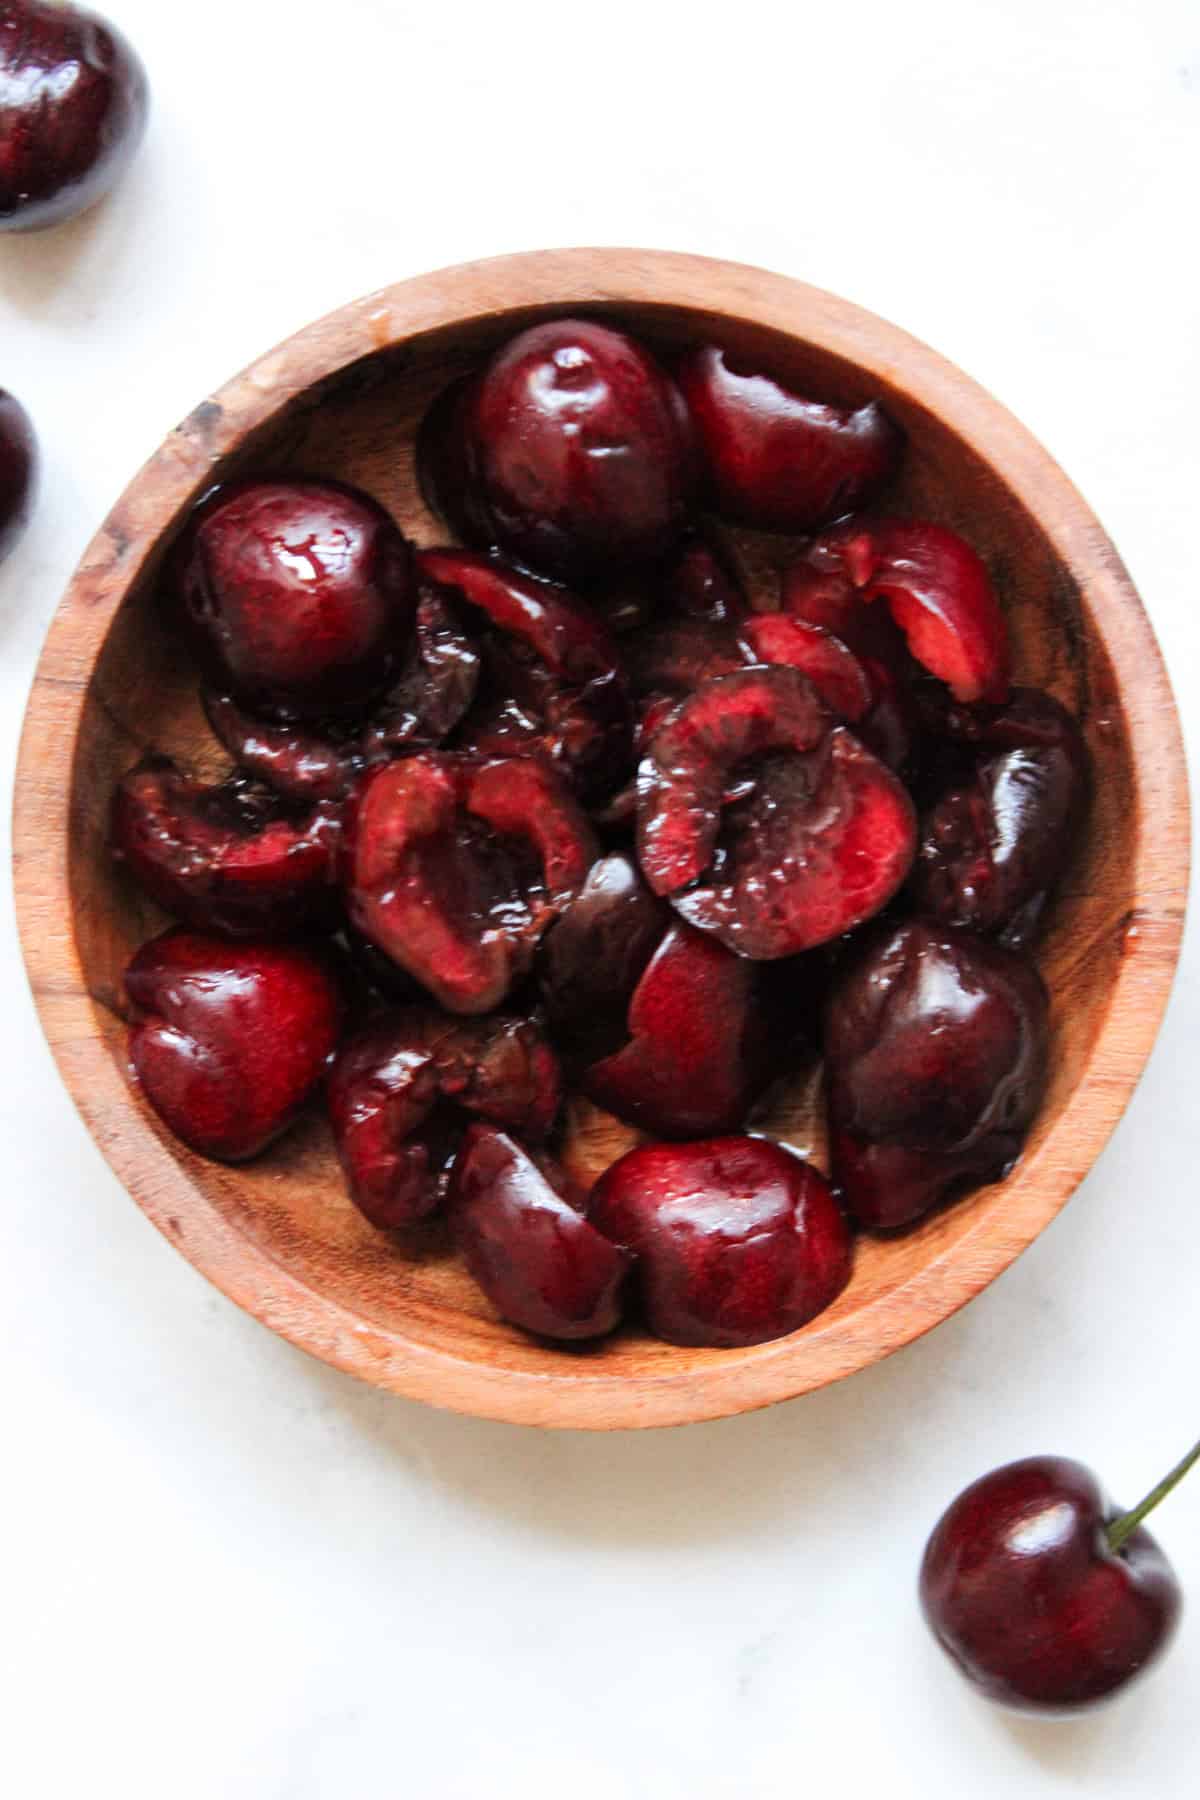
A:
<box><xmin>637</xmin><ymin>666</ymin><xmax>916</xmax><ymax>959</ymax></box>
<box><xmin>450</xmin><ymin>1125</ymin><xmax>630</xmax><ymax>1340</ymax></box>
<box><xmin>0</xmin><ymin>387</ymin><xmax>36</xmax><ymax>561</ymax></box>
<box><xmin>112</xmin><ymin>758</ymin><xmax>341</xmax><ymax>936</ymax></box>
<box><xmin>740</xmin><ymin>615</ymin><xmax>872</xmax><ymax>722</ymax></box>
<box><xmin>202</xmin><ymin>690</ymin><xmax>359</xmax><ymax>805</ymax></box>
<box><xmin>0</xmin><ymin>1</ymin><xmax>148</xmax><ymax>231</ymax></box>
<box><xmin>342</xmin><ymin>753</ymin><xmax>597</xmax><ymax>1014</ymax></box>
<box><xmin>167</xmin><ymin>478</ymin><xmax>415</xmax><ymax>720</ymax></box>
<box><xmin>825</xmin><ymin>919</ymin><xmax>1049</xmax><ymax>1230</ymax></box>
<box><xmin>328</xmin><ymin>1010</ymin><xmax>561</xmax><ymax>1228</ymax></box>
<box><xmin>591</xmin><ymin>1136</ymin><xmax>852</xmax><ymax>1348</ymax></box>
<box><xmin>124</xmin><ymin>929</ymin><xmax>343</xmax><ymax>1162</ymax></box>
<box><xmin>677</xmin><ymin>345</ymin><xmax>903</xmax><ymax>533</ymax></box>
<box><xmin>920</xmin><ymin>1457</ymin><xmax>1182</xmax><ymax>1714</ymax></box>
<box><xmin>457</xmin><ymin>318</ymin><xmax>697</xmax><ymax>582</ymax></box>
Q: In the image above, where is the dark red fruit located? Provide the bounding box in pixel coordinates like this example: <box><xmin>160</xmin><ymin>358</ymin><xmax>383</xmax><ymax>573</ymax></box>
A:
<box><xmin>782</xmin><ymin>552</ymin><xmax>909</xmax><ymax>670</ymax></box>
<box><xmin>540</xmin><ymin>853</ymin><xmax>780</xmax><ymax>1135</ymax></box>
<box><xmin>0</xmin><ymin>1</ymin><xmax>149</xmax><ymax>232</ymax></box>
<box><xmin>663</xmin><ymin>531</ymin><xmax>748</xmax><ymax>624</ymax></box>
<box><xmin>111</xmin><ymin>758</ymin><xmax>341</xmax><ymax>936</ymax></box>
<box><xmin>415</xmin><ymin>372</ymin><xmax>494</xmax><ymax>547</ymax></box>
<box><xmin>913</xmin><ymin>707</ymin><xmax>1088</xmax><ymax>947</ymax></box>
<box><xmin>626</xmin><ymin>613</ymin><xmax>749</xmax><ymax>705</ymax></box>
<box><xmin>637</xmin><ymin>666</ymin><xmax>915</xmax><ymax>958</ymax></box>
<box><xmin>203</xmin><ymin>690</ymin><xmax>358</xmax><ymax>804</ymax></box>
<box><xmin>739</xmin><ymin>615</ymin><xmax>872</xmax><ymax>722</ymax></box>
<box><xmin>328</xmin><ymin>1010</ymin><xmax>561</xmax><ymax>1229</ymax></box>
<box><xmin>677</xmin><ymin>345</ymin><xmax>902</xmax><ymax>533</ymax></box>
<box><xmin>591</xmin><ymin>1136</ymin><xmax>852</xmax><ymax>1348</ymax></box>
<box><xmin>418</xmin><ymin>549</ymin><xmax>631</xmax><ymax>802</ymax></box>
<box><xmin>359</xmin><ymin>584</ymin><xmax>481</xmax><ymax>756</ymax></box>
<box><xmin>825</xmin><ymin>919</ymin><xmax>1049</xmax><ymax>1229</ymax></box>
<box><xmin>920</xmin><ymin>1457</ymin><xmax>1182</xmax><ymax>1714</ymax></box>
<box><xmin>125</xmin><ymin>929</ymin><xmax>343</xmax><ymax>1162</ymax></box>
<box><xmin>921</xmin><ymin>683</ymin><xmax>1084</xmax><ymax>756</ymax></box>
<box><xmin>168</xmin><ymin>478</ymin><xmax>414</xmax><ymax>720</ymax></box>
<box><xmin>457</xmin><ymin>318</ymin><xmax>696</xmax><ymax>582</ymax></box>
<box><xmin>450</xmin><ymin>1125</ymin><xmax>630</xmax><ymax>1340</ymax></box>
<box><xmin>0</xmin><ymin>387</ymin><xmax>36</xmax><ymax>561</ymax></box>
<box><xmin>343</xmin><ymin>752</ymin><xmax>597</xmax><ymax>1014</ymax></box>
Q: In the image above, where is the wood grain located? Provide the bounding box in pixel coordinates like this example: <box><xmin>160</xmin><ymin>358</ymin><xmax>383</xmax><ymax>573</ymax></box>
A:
<box><xmin>12</xmin><ymin>249</ymin><xmax>1190</xmax><ymax>1428</ymax></box>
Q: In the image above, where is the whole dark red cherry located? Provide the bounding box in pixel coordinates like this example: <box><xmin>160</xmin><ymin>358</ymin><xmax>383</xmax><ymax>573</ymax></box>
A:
<box><xmin>455</xmin><ymin>318</ymin><xmax>696</xmax><ymax>582</ymax></box>
<box><xmin>450</xmin><ymin>1125</ymin><xmax>630</xmax><ymax>1340</ymax></box>
<box><xmin>637</xmin><ymin>665</ymin><xmax>916</xmax><ymax>958</ymax></box>
<box><xmin>676</xmin><ymin>345</ymin><xmax>903</xmax><ymax>533</ymax></box>
<box><xmin>591</xmin><ymin>1136</ymin><xmax>852</xmax><ymax>1348</ymax></box>
<box><xmin>825</xmin><ymin>919</ymin><xmax>1049</xmax><ymax>1230</ymax></box>
<box><xmin>0</xmin><ymin>1</ymin><xmax>148</xmax><ymax>231</ymax></box>
<box><xmin>125</xmin><ymin>928</ymin><xmax>343</xmax><ymax>1162</ymax></box>
<box><xmin>920</xmin><ymin>1448</ymin><xmax>1194</xmax><ymax>1713</ymax></box>
<box><xmin>111</xmin><ymin>757</ymin><xmax>341</xmax><ymax>937</ymax></box>
<box><xmin>343</xmin><ymin>752</ymin><xmax>597</xmax><ymax>1014</ymax></box>
<box><xmin>0</xmin><ymin>386</ymin><xmax>36</xmax><ymax>561</ymax></box>
<box><xmin>328</xmin><ymin>1010</ymin><xmax>561</xmax><ymax>1228</ymax></box>
<box><xmin>167</xmin><ymin>478</ymin><xmax>415</xmax><ymax>721</ymax></box>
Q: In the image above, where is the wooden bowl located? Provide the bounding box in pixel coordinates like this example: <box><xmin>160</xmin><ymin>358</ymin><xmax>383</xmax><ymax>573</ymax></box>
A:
<box><xmin>14</xmin><ymin>249</ymin><xmax>1188</xmax><ymax>1429</ymax></box>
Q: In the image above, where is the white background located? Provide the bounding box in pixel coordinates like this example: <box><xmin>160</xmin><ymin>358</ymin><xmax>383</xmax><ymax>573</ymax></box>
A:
<box><xmin>2</xmin><ymin>3</ymin><xmax>1199</xmax><ymax>1795</ymax></box>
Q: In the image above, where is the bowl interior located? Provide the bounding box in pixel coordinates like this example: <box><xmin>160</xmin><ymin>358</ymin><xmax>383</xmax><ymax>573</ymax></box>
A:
<box><xmin>55</xmin><ymin>287</ymin><xmax>1145</xmax><ymax>1422</ymax></box>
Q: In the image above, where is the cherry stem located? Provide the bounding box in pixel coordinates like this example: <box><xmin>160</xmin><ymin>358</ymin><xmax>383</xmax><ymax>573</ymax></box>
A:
<box><xmin>1106</xmin><ymin>1437</ymin><xmax>1200</xmax><ymax>1554</ymax></box>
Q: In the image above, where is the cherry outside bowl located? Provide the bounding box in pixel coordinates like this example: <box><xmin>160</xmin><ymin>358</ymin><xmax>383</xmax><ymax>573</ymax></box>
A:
<box><xmin>13</xmin><ymin>250</ymin><xmax>1188</xmax><ymax>1429</ymax></box>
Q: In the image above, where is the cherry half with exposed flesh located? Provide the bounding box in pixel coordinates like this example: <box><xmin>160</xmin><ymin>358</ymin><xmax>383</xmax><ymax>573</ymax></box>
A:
<box><xmin>328</xmin><ymin>1010</ymin><xmax>561</xmax><ymax>1228</ymax></box>
<box><xmin>677</xmin><ymin>345</ymin><xmax>903</xmax><ymax>533</ymax></box>
<box><xmin>637</xmin><ymin>665</ymin><xmax>916</xmax><ymax>958</ymax></box>
<box><xmin>125</xmin><ymin>928</ymin><xmax>343</xmax><ymax>1162</ymax></box>
<box><xmin>167</xmin><ymin>478</ymin><xmax>415</xmax><ymax>720</ymax></box>
<box><xmin>450</xmin><ymin>1125</ymin><xmax>630</xmax><ymax>1340</ymax></box>
<box><xmin>343</xmin><ymin>752</ymin><xmax>597</xmax><ymax>1014</ymax></box>
<box><xmin>825</xmin><ymin>919</ymin><xmax>1049</xmax><ymax>1229</ymax></box>
<box><xmin>203</xmin><ymin>690</ymin><xmax>359</xmax><ymax>805</ymax></box>
<box><xmin>453</xmin><ymin>318</ymin><xmax>697</xmax><ymax>583</ymax></box>
<box><xmin>591</xmin><ymin>1136</ymin><xmax>852</xmax><ymax>1348</ymax></box>
<box><xmin>0</xmin><ymin>386</ymin><xmax>36</xmax><ymax>562</ymax></box>
<box><xmin>920</xmin><ymin>1442</ymin><xmax>1199</xmax><ymax>1712</ymax></box>
<box><xmin>111</xmin><ymin>757</ymin><xmax>341</xmax><ymax>937</ymax></box>
<box><xmin>0</xmin><ymin>0</ymin><xmax>149</xmax><ymax>231</ymax></box>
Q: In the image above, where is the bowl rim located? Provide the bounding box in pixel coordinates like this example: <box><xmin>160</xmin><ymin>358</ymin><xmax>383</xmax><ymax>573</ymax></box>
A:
<box><xmin>13</xmin><ymin>247</ymin><xmax>1190</xmax><ymax>1429</ymax></box>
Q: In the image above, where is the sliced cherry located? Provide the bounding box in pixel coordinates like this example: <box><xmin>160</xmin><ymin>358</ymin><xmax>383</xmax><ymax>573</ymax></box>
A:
<box><xmin>781</xmin><ymin>553</ymin><xmax>909</xmax><ymax>669</ymax></box>
<box><xmin>677</xmin><ymin>345</ymin><xmax>903</xmax><ymax>532</ymax></box>
<box><xmin>625</xmin><ymin>613</ymin><xmax>750</xmax><ymax>704</ymax></box>
<box><xmin>739</xmin><ymin>615</ymin><xmax>872</xmax><ymax>722</ymax></box>
<box><xmin>203</xmin><ymin>690</ymin><xmax>358</xmax><ymax>804</ymax></box>
<box><xmin>539</xmin><ymin>852</ymin><xmax>671</xmax><ymax>1068</ymax></box>
<box><xmin>328</xmin><ymin>1010</ymin><xmax>561</xmax><ymax>1228</ymax></box>
<box><xmin>450</xmin><ymin>1125</ymin><xmax>630</xmax><ymax>1340</ymax></box>
<box><xmin>112</xmin><ymin>757</ymin><xmax>341</xmax><ymax>937</ymax></box>
<box><xmin>637</xmin><ymin>665</ymin><xmax>915</xmax><ymax>956</ymax></box>
<box><xmin>343</xmin><ymin>752</ymin><xmax>597</xmax><ymax>1014</ymax></box>
<box><xmin>591</xmin><ymin>1136</ymin><xmax>852</xmax><ymax>1348</ymax></box>
<box><xmin>360</xmin><ymin>585</ymin><xmax>481</xmax><ymax>756</ymax></box>
<box><xmin>458</xmin><ymin>318</ymin><xmax>697</xmax><ymax>582</ymax></box>
<box><xmin>825</xmin><ymin>919</ymin><xmax>1049</xmax><ymax>1230</ymax></box>
<box><xmin>125</xmin><ymin>929</ymin><xmax>343</xmax><ymax>1162</ymax></box>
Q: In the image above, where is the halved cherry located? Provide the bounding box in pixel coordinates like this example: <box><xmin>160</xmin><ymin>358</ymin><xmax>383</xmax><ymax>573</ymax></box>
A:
<box><xmin>360</xmin><ymin>585</ymin><xmax>481</xmax><ymax>756</ymax></box>
<box><xmin>112</xmin><ymin>757</ymin><xmax>341</xmax><ymax>936</ymax></box>
<box><xmin>677</xmin><ymin>345</ymin><xmax>903</xmax><ymax>532</ymax></box>
<box><xmin>739</xmin><ymin>615</ymin><xmax>872</xmax><ymax>722</ymax></box>
<box><xmin>328</xmin><ymin>1009</ymin><xmax>561</xmax><ymax>1228</ymax></box>
<box><xmin>203</xmin><ymin>690</ymin><xmax>359</xmax><ymax>804</ymax></box>
<box><xmin>450</xmin><ymin>1125</ymin><xmax>630</xmax><ymax>1340</ymax></box>
<box><xmin>343</xmin><ymin>752</ymin><xmax>597</xmax><ymax>1014</ymax></box>
<box><xmin>663</xmin><ymin>530</ymin><xmax>749</xmax><ymax>623</ymax></box>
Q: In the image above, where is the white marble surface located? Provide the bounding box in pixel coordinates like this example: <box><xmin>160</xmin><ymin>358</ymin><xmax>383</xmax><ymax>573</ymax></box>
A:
<box><xmin>3</xmin><ymin>3</ymin><xmax>1199</xmax><ymax>1794</ymax></box>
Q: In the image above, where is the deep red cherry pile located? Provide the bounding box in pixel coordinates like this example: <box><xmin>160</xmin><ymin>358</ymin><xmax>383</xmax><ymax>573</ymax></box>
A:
<box><xmin>112</xmin><ymin>315</ymin><xmax>1089</xmax><ymax>1348</ymax></box>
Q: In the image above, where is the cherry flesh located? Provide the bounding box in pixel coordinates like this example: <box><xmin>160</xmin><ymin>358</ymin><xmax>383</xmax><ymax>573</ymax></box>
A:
<box><xmin>450</xmin><ymin>1125</ymin><xmax>630</xmax><ymax>1340</ymax></box>
<box><xmin>453</xmin><ymin>318</ymin><xmax>697</xmax><ymax>582</ymax></box>
<box><xmin>825</xmin><ymin>919</ymin><xmax>1049</xmax><ymax>1229</ymax></box>
<box><xmin>0</xmin><ymin>1</ymin><xmax>149</xmax><ymax>232</ymax></box>
<box><xmin>125</xmin><ymin>928</ymin><xmax>343</xmax><ymax>1162</ymax></box>
<box><xmin>168</xmin><ymin>478</ymin><xmax>415</xmax><ymax>720</ymax></box>
<box><xmin>591</xmin><ymin>1136</ymin><xmax>852</xmax><ymax>1348</ymax></box>
<box><xmin>677</xmin><ymin>345</ymin><xmax>903</xmax><ymax>533</ymax></box>
<box><xmin>637</xmin><ymin>665</ymin><xmax>916</xmax><ymax>958</ymax></box>
<box><xmin>0</xmin><ymin>387</ymin><xmax>36</xmax><ymax>561</ymax></box>
<box><xmin>343</xmin><ymin>752</ymin><xmax>597</xmax><ymax>1014</ymax></box>
<box><xmin>112</xmin><ymin>757</ymin><xmax>341</xmax><ymax>937</ymax></box>
<box><xmin>202</xmin><ymin>690</ymin><xmax>359</xmax><ymax>805</ymax></box>
<box><xmin>328</xmin><ymin>1010</ymin><xmax>561</xmax><ymax>1228</ymax></box>
<box><xmin>740</xmin><ymin>615</ymin><xmax>873</xmax><ymax>722</ymax></box>
<box><xmin>920</xmin><ymin>1455</ymin><xmax>1183</xmax><ymax>1713</ymax></box>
